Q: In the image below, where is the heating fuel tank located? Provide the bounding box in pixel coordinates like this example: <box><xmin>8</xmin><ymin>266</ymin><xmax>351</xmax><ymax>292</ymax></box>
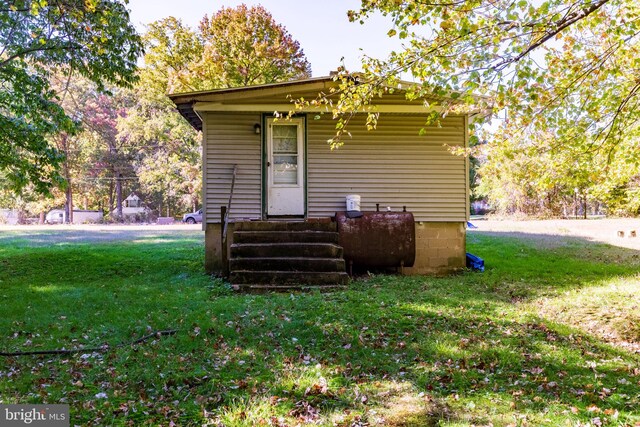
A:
<box><xmin>335</xmin><ymin>211</ymin><xmax>416</xmax><ymax>269</ymax></box>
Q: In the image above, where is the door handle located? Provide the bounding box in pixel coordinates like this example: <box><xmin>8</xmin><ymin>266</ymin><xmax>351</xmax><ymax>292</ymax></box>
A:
<box><xmin>267</xmin><ymin>161</ymin><xmax>271</xmax><ymax>167</ymax></box>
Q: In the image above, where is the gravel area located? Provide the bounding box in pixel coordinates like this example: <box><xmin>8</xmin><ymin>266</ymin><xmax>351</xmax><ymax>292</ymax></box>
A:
<box><xmin>0</xmin><ymin>223</ymin><xmax>203</xmax><ymax>246</ymax></box>
<box><xmin>2</xmin><ymin>219</ymin><xmax>640</xmax><ymax>249</ymax></box>
<box><xmin>468</xmin><ymin>218</ymin><xmax>640</xmax><ymax>250</ymax></box>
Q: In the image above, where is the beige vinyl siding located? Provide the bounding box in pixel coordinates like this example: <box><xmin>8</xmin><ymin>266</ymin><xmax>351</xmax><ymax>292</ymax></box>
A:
<box><xmin>202</xmin><ymin>112</ymin><xmax>468</xmax><ymax>223</ymax></box>
<box><xmin>307</xmin><ymin>114</ymin><xmax>467</xmax><ymax>222</ymax></box>
<box><xmin>203</xmin><ymin>112</ymin><xmax>261</xmax><ymax>223</ymax></box>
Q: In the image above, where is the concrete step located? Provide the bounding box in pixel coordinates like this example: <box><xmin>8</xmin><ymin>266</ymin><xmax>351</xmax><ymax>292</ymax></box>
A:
<box><xmin>229</xmin><ymin>257</ymin><xmax>345</xmax><ymax>272</ymax></box>
<box><xmin>230</xmin><ymin>243</ymin><xmax>343</xmax><ymax>259</ymax></box>
<box><xmin>229</xmin><ymin>270</ymin><xmax>349</xmax><ymax>286</ymax></box>
<box><xmin>233</xmin><ymin>230</ymin><xmax>339</xmax><ymax>244</ymax></box>
<box><xmin>235</xmin><ymin>221</ymin><xmax>336</xmax><ymax>232</ymax></box>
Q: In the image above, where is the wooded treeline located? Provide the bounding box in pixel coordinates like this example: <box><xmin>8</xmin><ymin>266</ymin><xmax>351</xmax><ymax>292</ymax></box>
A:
<box><xmin>472</xmin><ymin>127</ymin><xmax>640</xmax><ymax>217</ymax></box>
<box><xmin>0</xmin><ymin>3</ymin><xmax>310</xmax><ymax>223</ymax></box>
<box><xmin>334</xmin><ymin>0</ymin><xmax>640</xmax><ymax>218</ymax></box>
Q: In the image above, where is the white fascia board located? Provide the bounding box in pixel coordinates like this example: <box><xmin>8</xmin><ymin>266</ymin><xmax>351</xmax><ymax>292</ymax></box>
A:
<box><xmin>193</xmin><ymin>102</ymin><xmax>447</xmax><ymax>114</ymax></box>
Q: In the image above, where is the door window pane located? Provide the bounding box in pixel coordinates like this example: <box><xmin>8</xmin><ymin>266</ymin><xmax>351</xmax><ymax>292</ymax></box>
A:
<box><xmin>271</xmin><ymin>124</ymin><xmax>299</xmax><ymax>185</ymax></box>
<box><xmin>273</xmin><ymin>155</ymin><xmax>298</xmax><ymax>185</ymax></box>
<box><xmin>273</xmin><ymin>125</ymin><xmax>298</xmax><ymax>154</ymax></box>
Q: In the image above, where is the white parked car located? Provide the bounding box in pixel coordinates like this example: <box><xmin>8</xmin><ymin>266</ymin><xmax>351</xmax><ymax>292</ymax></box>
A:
<box><xmin>182</xmin><ymin>209</ymin><xmax>202</xmax><ymax>224</ymax></box>
<box><xmin>45</xmin><ymin>209</ymin><xmax>66</xmax><ymax>224</ymax></box>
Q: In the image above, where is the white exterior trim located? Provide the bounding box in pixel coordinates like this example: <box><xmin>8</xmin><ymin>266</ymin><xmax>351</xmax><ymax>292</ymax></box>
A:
<box><xmin>266</xmin><ymin>117</ymin><xmax>305</xmax><ymax>216</ymax></box>
<box><xmin>194</xmin><ymin>102</ymin><xmax>446</xmax><ymax>114</ymax></box>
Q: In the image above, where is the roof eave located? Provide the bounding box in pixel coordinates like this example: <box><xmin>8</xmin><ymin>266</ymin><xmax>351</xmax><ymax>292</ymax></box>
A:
<box><xmin>169</xmin><ymin>75</ymin><xmax>494</xmax><ymax>130</ymax></box>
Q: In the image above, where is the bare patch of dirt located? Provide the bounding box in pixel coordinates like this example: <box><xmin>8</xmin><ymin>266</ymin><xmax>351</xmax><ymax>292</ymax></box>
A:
<box><xmin>368</xmin><ymin>382</ymin><xmax>453</xmax><ymax>427</ymax></box>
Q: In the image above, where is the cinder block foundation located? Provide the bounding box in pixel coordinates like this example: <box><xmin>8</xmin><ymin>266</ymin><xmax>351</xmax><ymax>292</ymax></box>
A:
<box><xmin>204</xmin><ymin>223</ymin><xmax>235</xmax><ymax>274</ymax></box>
<box><xmin>204</xmin><ymin>220</ymin><xmax>466</xmax><ymax>276</ymax></box>
<box><xmin>405</xmin><ymin>222</ymin><xmax>466</xmax><ymax>275</ymax></box>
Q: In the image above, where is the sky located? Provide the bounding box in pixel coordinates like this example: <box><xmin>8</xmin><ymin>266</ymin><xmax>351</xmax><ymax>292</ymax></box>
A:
<box><xmin>127</xmin><ymin>0</ymin><xmax>402</xmax><ymax>77</ymax></box>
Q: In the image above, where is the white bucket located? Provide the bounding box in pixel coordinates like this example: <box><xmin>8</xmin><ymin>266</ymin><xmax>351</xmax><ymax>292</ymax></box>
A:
<box><xmin>346</xmin><ymin>194</ymin><xmax>361</xmax><ymax>211</ymax></box>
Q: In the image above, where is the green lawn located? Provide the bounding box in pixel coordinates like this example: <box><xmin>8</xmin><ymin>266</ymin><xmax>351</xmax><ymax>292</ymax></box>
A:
<box><xmin>1</xmin><ymin>230</ymin><xmax>639</xmax><ymax>426</ymax></box>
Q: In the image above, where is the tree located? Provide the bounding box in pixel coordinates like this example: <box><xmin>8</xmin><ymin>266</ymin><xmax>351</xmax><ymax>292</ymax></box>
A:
<box><xmin>476</xmin><ymin>123</ymin><xmax>640</xmax><ymax>216</ymax></box>
<box><xmin>47</xmin><ymin>70</ymin><xmax>136</xmax><ymax>220</ymax></box>
<box><xmin>117</xmin><ymin>6</ymin><xmax>311</xmax><ymax>217</ymax></box>
<box><xmin>141</xmin><ymin>17</ymin><xmax>205</xmax><ymax>94</ymax></box>
<box><xmin>117</xmin><ymin>84</ymin><xmax>202</xmax><ymax>218</ymax></box>
<box><xmin>84</xmin><ymin>90</ymin><xmax>136</xmax><ymax>219</ymax></box>
<box><xmin>0</xmin><ymin>0</ymin><xmax>143</xmax><ymax>192</ymax></box>
<box><xmin>330</xmin><ymin>0</ymin><xmax>640</xmax><ymax>215</ymax></box>
<box><xmin>142</xmin><ymin>6</ymin><xmax>312</xmax><ymax>94</ymax></box>
<box><xmin>344</xmin><ymin>0</ymin><xmax>638</xmax><ymax>142</ymax></box>
<box><xmin>198</xmin><ymin>4</ymin><xmax>311</xmax><ymax>87</ymax></box>
<box><xmin>476</xmin><ymin>124</ymin><xmax>601</xmax><ymax>216</ymax></box>
<box><xmin>48</xmin><ymin>71</ymin><xmax>94</xmax><ymax>223</ymax></box>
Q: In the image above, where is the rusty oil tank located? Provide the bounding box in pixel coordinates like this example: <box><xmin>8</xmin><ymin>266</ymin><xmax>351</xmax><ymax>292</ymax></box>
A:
<box><xmin>335</xmin><ymin>211</ymin><xmax>416</xmax><ymax>270</ymax></box>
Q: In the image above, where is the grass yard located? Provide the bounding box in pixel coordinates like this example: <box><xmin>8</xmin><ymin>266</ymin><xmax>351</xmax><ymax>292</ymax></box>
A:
<box><xmin>1</xmin><ymin>229</ymin><xmax>639</xmax><ymax>426</ymax></box>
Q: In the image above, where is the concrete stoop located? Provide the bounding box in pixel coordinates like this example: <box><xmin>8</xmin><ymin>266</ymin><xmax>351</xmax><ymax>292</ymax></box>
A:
<box><xmin>229</xmin><ymin>221</ymin><xmax>349</xmax><ymax>290</ymax></box>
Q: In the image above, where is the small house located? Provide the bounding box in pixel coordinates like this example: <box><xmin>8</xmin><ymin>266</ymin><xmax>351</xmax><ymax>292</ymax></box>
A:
<box><xmin>112</xmin><ymin>193</ymin><xmax>149</xmax><ymax>219</ymax></box>
<box><xmin>170</xmin><ymin>76</ymin><xmax>482</xmax><ymax>289</ymax></box>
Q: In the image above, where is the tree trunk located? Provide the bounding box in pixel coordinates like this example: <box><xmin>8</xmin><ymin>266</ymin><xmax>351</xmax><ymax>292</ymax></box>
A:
<box><xmin>17</xmin><ymin>209</ymin><xmax>26</xmax><ymax>225</ymax></box>
<box><xmin>166</xmin><ymin>182</ymin><xmax>171</xmax><ymax>217</ymax></box>
<box><xmin>61</xmin><ymin>133</ymin><xmax>73</xmax><ymax>224</ymax></box>
<box><xmin>583</xmin><ymin>194</ymin><xmax>588</xmax><ymax>219</ymax></box>
<box><xmin>65</xmin><ymin>184</ymin><xmax>73</xmax><ymax>224</ymax></box>
<box><xmin>116</xmin><ymin>173</ymin><xmax>123</xmax><ymax>220</ymax></box>
<box><xmin>108</xmin><ymin>181</ymin><xmax>114</xmax><ymax>215</ymax></box>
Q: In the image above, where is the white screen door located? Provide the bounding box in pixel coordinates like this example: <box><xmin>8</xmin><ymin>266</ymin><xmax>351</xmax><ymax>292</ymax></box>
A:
<box><xmin>266</xmin><ymin>117</ymin><xmax>305</xmax><ymax>216</ymax></box>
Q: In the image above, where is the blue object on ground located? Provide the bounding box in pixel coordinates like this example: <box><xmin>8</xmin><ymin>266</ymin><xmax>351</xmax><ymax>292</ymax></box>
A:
<box><xmin>467</xmin><ymin>221</ymin><xmax>478</xmax><ymax>229</ymax></box>
<box><xmin>466</xmin><ymin>252</ymin><xmax>485</xmax><ymax>272</ymax></box>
